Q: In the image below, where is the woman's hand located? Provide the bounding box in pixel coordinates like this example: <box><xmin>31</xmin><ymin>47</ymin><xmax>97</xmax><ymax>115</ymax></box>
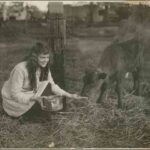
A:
<box><xmin>30</xmin><ymin>96</ymin><xmax>47</xmax><ymax>109</ymax></box>
<box><xmin>30</xmin><ymin>96</ymin><xmax>44</xmax><ymax>103</ymax></box>
<box><xmin>70</xmin><ymin>94</ymin><xmax>88</xmax><ymax>100</ymax></box>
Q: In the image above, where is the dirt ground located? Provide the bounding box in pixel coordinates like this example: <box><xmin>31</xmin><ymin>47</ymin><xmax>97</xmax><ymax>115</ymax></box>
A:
<box><xmin>0</xmin><ymin>22</ymin><xmax>150</xmax><ymax>148</ymax></box>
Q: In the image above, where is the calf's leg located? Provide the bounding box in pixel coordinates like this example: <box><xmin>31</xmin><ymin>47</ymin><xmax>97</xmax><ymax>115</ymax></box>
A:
<box><xmin>132</xmin><ymin>68</ymin><xmax>140</xmax><ymax>95</ymax></box>
<box><xmin>96</xmin><ymin>81</ymin><xmax>107</xmax><ymax>103</ymax></box>
<box><xmin>81</xmin><ymin>83</ymin><xmax>87</xmax><ymax>96</ymax></box>
<box><xmin>115</xmin><ymin>78</ymin><xmax>122</xmax><ymax>108</ymax></box>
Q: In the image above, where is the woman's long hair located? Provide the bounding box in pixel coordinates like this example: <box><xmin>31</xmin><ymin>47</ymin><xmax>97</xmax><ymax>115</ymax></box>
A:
<box><xmin>24</xmin><ymin>42</ymin><xmax>52</xmax><ymax>91</ymax></box>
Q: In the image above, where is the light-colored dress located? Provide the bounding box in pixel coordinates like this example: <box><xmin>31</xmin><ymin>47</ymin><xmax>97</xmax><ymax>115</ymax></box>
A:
<box><xmin>1</xmin><ymin>61</ymin><xmax>69</xmax><ymax>117</ymax></box>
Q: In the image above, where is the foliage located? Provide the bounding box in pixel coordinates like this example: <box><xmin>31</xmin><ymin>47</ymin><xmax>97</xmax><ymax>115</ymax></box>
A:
<box><xmin>131</xmin><ymin>4</ymin><xmax>150</xmax><ymax>23</ymax></box>
<box><xmin>114</xmin><ymin>5</ymin><xmax>131</xmax><ymax>21</ymax></box>
<box><xmin>27</xmin><ymin>5</ymin><xmax>44</xmax><ymax>21</ymax></box>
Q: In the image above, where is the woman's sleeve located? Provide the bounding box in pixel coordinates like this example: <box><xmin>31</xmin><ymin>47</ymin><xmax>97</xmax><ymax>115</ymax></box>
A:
<box><xmin>48</xmin><ymin>71</ymin><xmax>71</xmax><ymax>97</ymax></box>
<box><xmin>10</xmin><ymin>67</ymin><xmax>34</xmax><ymax>104</ymax></box>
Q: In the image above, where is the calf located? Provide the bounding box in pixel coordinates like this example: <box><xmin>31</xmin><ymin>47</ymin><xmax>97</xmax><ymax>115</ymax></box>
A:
<box><xmin>81</xmin><ymin>38</ymin><xmax>144</xmax><ymax>108</ymax></box>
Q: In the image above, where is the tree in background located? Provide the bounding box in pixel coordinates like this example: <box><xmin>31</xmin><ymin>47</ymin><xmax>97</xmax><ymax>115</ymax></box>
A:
<box><xmin>114</xmin><ymin>4</ymin><xmax>131</xmax><ymax>22</ymax></box>
<box><xmin>131</xmin><ymin>3</ymin><xmax>150</xmax><ymax>23</ymax></box>
<box><xmin>88</xmin><ymin>2</ymin><xmax>95</xmax><ymax>26</ymax></box>
<box><xmin>26</xmin><ymin>5</ymin><xmax>44</xmax><ymax>21</ymax></box>
<box><xmin>0</xmin><ymin>2</ymin><xmax>5</xmax><ymax>26</ymax></box>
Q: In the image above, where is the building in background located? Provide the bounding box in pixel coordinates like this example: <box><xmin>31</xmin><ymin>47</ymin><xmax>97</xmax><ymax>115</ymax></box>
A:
<box><xmin>6</xmin><ymin>2</ymin><xmax>27</xmax><ymax>20</ymax></box>
<box><xmin>64</xmin><ymin>3</ymin><xmax>105</xmax><ymax>24</ymax></box>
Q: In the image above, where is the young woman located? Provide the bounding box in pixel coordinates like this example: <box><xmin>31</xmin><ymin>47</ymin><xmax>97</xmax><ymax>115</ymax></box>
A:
<box><xmin>1</xmin><ymin>42</ymin><xmax>81</xmax><ymax>118</ymax></box>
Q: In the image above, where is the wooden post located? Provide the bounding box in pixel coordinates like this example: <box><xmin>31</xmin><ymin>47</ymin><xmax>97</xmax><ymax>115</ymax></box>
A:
<box><xmin>48</xmin><ymin>2</ymin><xmax>66</xmax><ymax>87</ymax></box>
<box><xmin>48</xmin><ymin>2</ymin><xmax>66</xmax><ymax>110</ymax></box>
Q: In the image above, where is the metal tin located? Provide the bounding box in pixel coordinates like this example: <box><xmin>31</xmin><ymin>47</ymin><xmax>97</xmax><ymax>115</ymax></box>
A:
<box><xmin>41</xmin><ymin>95</ymin><xmax>63</xmax><ymax>112</ymax></box>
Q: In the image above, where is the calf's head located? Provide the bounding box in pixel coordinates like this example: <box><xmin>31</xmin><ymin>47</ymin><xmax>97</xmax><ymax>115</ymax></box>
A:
<box><xmin>81</xmin><ymin>68</ymin><xmax>107</xmax><ymax>96</ymax></box>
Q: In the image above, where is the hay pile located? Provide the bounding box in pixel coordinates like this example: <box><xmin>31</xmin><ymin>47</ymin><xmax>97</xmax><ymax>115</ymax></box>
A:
<box><xmin>0</xmin><ymin>64</ymin><xmax>149</xmax><ymax>148</ymax></box>
<box><xmin>47</xmin><ymin>92</ymin><xmax>150</xmax><ymax>148</ymax></box>
<box><xmin>0</xmin><ymin>110</ymin><xmax>52</xmax><ymax>148</ymax></box>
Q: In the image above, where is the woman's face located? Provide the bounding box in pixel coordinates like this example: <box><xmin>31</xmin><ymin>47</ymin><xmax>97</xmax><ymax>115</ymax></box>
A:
<box><xmin>37</xmin><ymin>53</ymin><xmax>50</xmax><ymax>68</ymax></box>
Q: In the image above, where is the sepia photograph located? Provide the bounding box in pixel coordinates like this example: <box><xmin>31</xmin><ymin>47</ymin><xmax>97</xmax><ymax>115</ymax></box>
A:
<box><xmin>0</xmin><ymin>0</ymin><xmax>150</xmax><ymax>148</ymax></box>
